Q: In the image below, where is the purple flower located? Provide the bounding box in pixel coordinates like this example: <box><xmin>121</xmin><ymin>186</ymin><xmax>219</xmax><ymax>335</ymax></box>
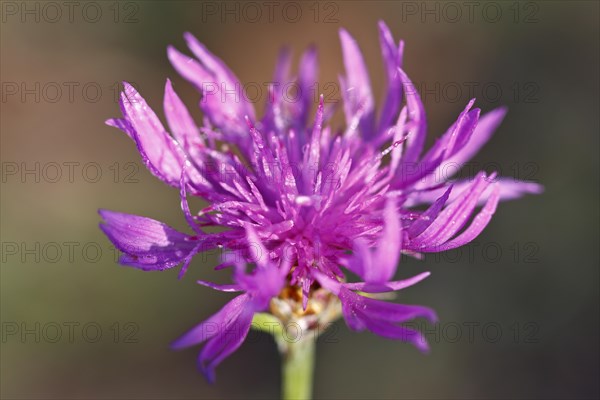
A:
<box><xmin>100</xmin><ymin>21</ymin><xmax>541</xmax><ymax>380</ymax></box>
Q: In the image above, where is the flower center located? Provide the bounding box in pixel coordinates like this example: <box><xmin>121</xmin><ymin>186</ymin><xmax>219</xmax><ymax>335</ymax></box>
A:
<box><xmin>269</xmin><ymin>284</ymin><xmax>341</xmax><ymax>334</ymax></box>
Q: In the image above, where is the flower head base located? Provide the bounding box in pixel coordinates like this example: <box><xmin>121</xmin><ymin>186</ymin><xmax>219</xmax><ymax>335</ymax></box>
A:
<box><xmin>100</xmin><ymin>21</ymin><xmax>541</xmax><ymax>381</ymax></box>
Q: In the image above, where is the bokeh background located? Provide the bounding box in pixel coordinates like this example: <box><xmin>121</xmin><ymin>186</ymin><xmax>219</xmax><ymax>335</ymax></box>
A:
<box><xmin>1</xmin><ymin>1</ymin><xmax>598</xmax><ymax>399</ymax></box>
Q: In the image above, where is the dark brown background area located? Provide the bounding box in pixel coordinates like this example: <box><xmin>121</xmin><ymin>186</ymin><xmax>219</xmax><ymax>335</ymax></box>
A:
<box><xmin>1</xmin><ymin>1</ymin><xmax>598</xmax><ymax>399</ymax></box>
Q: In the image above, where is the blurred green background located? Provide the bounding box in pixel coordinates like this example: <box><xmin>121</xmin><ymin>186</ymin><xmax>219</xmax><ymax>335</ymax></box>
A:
<box><xmin>1</xmin><ymin>1</ymin><xmax>598</xmax><ymax>399</ymax></box>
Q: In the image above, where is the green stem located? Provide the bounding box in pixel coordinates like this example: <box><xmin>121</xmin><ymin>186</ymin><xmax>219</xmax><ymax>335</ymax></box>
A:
<box><xmin>281</xmin><ymin>338</ymin><xmax>316</xmax><ymax>400</ymax></box>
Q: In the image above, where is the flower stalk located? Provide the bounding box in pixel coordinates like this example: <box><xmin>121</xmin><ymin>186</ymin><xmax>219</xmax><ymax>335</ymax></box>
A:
<box><xmin>280</xmin><ymin>336</ymin><xmax>316</xmax><ymax>400</ymax></box>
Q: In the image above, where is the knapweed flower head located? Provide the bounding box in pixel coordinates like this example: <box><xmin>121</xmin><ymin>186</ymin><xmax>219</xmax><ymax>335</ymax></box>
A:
<box><xmin>100</xmin><ymin>21</ymin><xmax>541</xmax><ymax>381</ymax></box>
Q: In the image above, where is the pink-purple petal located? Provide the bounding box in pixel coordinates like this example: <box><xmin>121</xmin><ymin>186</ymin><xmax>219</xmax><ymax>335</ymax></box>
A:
<box><xmin>344</xmin><ymin>271</ymin><xmax>431</xmax><ymax>293</ymax></box>
<box><xmin>398</xmin><ymin>68</ymin><xmax>427</xmax><ymax>163</ymax></box>
<box><xmin>99</xmin><ymin>209</ymin><xmax>199</xmax><ymax>271</ymax></box>
<box><xmin>164</xmin><ymin>79</ymin><xmax>205</xmax><ymax>157</ymax></box>
<box><xmin>377</xmin><ymin>20</ymin><xmax>403</xmax><ymax>137</ymax></box>
<box><xmin>119</xmin><ymin>82</ymin><xmax>186</xmax><ymax>186</ymax></box>
<box><xmin>420</xmin><ymin>183</ymin><xmax>500</xmax><ymax>252</ymax></box>
<box><xmin>339</xmin><ymin>28</ymin><xmax>375</xmax><ymax>138</ymax></box>
<box><xmin>171</xmin><ymin>294</ymin><xmax>249</xmax><ymax>350</ymax></box>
